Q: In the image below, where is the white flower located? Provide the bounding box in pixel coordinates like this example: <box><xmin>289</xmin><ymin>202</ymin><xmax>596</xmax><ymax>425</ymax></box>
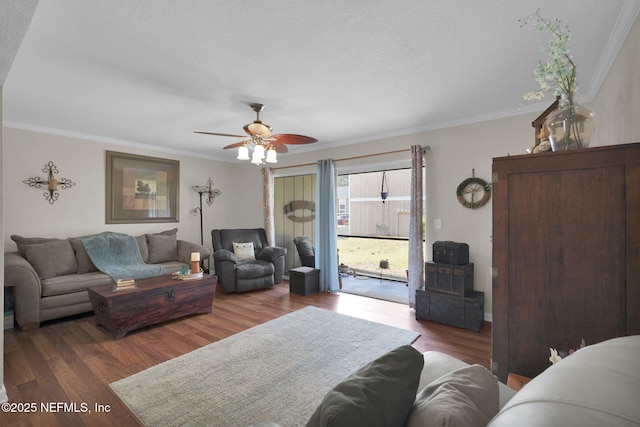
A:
<box><xmin>521</xmin><ymin>9</ymin><xmax>577</xmax><ymax>100</ymax></box>
<box><xmin>549</xmin><ymin>348</ymin><xmax>562</xmax><ymax>364</ymax></box>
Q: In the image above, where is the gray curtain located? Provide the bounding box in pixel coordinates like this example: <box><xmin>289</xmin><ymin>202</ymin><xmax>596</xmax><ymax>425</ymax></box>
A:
<box><xmin>315</xmin><ymin>159</ymin><xmax>339</xmax><ymax>292</ymax></box>
<box><xmin>262</xmin><ymin>167</ymin><xmax>275</xmax><ymax>246</ymax></box>
<box><xmin>408</xmin><ymin>145</ymin><xmax>425</xmax><ymax>307</ymax></box>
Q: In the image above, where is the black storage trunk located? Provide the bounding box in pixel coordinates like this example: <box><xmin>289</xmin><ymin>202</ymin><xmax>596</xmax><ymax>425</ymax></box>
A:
<box><xmin>433</xmin><ymin>241</ymin><xmax>469</xmax><ymax>265</ymax></box>
<box><xmin>425</xmin><ymin>261</ymin><xmax>474</xmax><ymax>296</ymax></box>
<box><xmin>415</xmin><ymin>289</ymin><xmax>484</xmax><ymax>332</ymax></box>
<box><xmin>289</xmin><ymin>267</ymin><xmax>320</xmax><ymax>296</ymax></box>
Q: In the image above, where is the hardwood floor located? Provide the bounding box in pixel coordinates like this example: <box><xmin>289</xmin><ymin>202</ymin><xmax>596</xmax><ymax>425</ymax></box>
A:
<box><xmin>2</xmin><ymin>282</ymin><xmax>490</xmax><ymax>426</ymax></box>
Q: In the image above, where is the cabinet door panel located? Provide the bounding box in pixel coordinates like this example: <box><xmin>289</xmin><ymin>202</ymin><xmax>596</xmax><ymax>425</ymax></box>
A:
<box><xmin>507</xmin><ymin>166</ymin><xmax>626</xmax><ymax>378</ymax></box>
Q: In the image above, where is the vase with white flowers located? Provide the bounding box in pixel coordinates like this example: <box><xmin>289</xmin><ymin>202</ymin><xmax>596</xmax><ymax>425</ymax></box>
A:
<box><xmin>522</xmin><ymin>10</ymin><xmax>595</xmax><ymax>151</ymax></box>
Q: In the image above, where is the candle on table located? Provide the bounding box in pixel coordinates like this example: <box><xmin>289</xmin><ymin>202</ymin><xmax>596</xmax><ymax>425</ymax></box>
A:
<box><xmin>190</xmin><ymin>252</ymin><xmax>201</xmax><ymax>274</ymax></box>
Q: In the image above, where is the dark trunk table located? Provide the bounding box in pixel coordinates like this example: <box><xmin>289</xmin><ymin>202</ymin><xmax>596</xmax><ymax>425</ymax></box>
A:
<box><xmin>88</xmin><ymin>274</ymin><xmax>217</xmax><ymax>339</ymax></box>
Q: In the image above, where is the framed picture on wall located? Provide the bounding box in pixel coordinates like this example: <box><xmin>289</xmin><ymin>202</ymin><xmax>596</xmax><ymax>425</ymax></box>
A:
<box><xmin>106</xmin><ymin>151</ymin><xmax>180</xmax><ymax>223</ymax></box>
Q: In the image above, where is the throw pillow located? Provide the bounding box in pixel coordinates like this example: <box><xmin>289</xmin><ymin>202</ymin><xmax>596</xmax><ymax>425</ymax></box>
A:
<box><xmin>406</xmin><ymin>364</ymin><xmax>499</xmax><ymax>427</ymax></box>
<box><xmin>306</xmin><ymin>345</ymin><xmax>424</xmax><ymax>427</ymax></box>
<box><xmin>22</xmin><ymin>240</ymin><xmax>79</xmax><ymax>279</ymax></box>
<box><xmin>69</xmin><ymin>238</ymin><xmax>98</xmax><ymax>273</ymax></box>
<box><xmin>11</xmin><ymin>235</ymin><xmax>60</xmax><ymax>258</ymax></box>
<box><xmin>233</xmin><ymin>242</ymin><xmax>256</xmax><ymax>261</ymax></box>
<box><xmin>147</xmin><ymin>233</ymin><xmax>178</xmax><ymax>264</ymax></box>
<box><xmin>136</xmin><ymin>234</ymin><xmax>149</xmax><ymax>262</ymax></box>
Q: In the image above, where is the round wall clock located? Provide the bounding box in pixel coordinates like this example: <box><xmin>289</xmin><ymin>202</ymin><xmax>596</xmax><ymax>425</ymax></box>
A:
<box><xmin>456</xmin><ymin>171</ymin><xmax>491</xmax><ymax>209</ymax></box>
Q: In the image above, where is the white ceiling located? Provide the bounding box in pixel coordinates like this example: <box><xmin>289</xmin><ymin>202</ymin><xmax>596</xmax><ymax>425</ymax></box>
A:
<box><xmin>3</xmin><ymin>0</ymin><xmax>639</xmax><ymax>162</ymax></box>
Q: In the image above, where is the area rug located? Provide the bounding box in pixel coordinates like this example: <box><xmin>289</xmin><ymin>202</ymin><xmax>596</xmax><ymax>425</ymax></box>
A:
<box><xmin>110</xmin><ymin>306</ymin><xmax>420</xmax><ymax>427</ymax></box>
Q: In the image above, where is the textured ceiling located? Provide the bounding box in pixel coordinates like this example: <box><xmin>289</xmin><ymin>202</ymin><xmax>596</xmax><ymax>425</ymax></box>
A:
<box><xmin>3</xmin><ymin>0</ymin><xmax>639</xmax><ymax>162</ymax></box>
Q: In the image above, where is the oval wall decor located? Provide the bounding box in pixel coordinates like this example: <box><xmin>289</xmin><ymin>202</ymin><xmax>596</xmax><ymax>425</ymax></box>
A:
<box><xmin>284</xmin><ymin>200</ymin><xmax>315</xmax><ymax>222</ymax></box>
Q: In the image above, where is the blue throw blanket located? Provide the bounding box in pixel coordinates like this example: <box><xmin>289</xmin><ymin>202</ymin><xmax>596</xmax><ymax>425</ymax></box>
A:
<box><xmin>78</xmin><ymin>232</ymin><xmax>166</xmax><ymax>281</ymax></box>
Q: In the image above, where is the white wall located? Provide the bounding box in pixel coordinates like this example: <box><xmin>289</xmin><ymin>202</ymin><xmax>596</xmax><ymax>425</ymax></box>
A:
<box><xmin>2</xmin><ymin>129</ymin><xmax>265</xmax><ymax>254</ymax></box>
<box><xmin>590</xmin><ymin>12</ymin><xmax>640</xmax><ymax>146</ymax></box>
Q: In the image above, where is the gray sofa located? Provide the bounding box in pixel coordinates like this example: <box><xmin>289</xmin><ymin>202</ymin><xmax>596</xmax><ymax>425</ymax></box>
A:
<box><xmin>4</xmin><ymin>228</ymin><xmax>210</xmax><ymax>330</ymax></box>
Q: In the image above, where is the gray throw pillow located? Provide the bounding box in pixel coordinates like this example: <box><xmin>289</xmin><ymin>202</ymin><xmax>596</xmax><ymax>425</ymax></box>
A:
<box><xmin>147</xmin><ymin>233</ymin><xmax>178</xmax><ymax>264</ymax></box>
<box><xmin>136</xmin><ymin>234</ymin><xmax>149</xmax><ymax>262</ymax></box>
<box><xmin>406</xmin><ymin>364</ymin><xmax>499</xmax><ymax>427</ymax></box>
<box><xmin>11</xmin><ymin>235</ymin><xmax>60</xmax><ymax>257</ymax></box>
<box><xmin>306</xmin><ymin>345</ymin><xmax>424</xmax><ymax>427</ymax></box>
<box><xmin>22</xmin><ymin>240</ymin><xmax>79</xmax><ymax>279</ymax></box>
<box><xmin>69</xmin><ymin>238</ymin><xmax>98</xmax><ymax>273</ymax></box>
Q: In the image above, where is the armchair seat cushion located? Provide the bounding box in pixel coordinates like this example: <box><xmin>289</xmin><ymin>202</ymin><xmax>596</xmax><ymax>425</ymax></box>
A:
<box><xmin>236</xmin><ymin>260</ymin><xmax>275</xmax><ymax>279</ymax></box>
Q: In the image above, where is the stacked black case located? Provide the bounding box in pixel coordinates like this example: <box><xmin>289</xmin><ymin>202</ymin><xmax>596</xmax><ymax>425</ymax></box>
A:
<box><xmin>416</xmin><ymin>241</ymin><xmax>484</xmax><ymax>332</ymax></box>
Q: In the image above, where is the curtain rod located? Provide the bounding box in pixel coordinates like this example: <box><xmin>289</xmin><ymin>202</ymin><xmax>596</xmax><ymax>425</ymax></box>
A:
<box><xmin>271</xmin><ymin>145</ymin><xmax>430</xmax><ymax>171</ymax></box>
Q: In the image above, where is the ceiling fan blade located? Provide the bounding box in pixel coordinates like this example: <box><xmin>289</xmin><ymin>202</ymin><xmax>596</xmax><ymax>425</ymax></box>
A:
<box><xmin>222</xmin><ymin>141</ymin><xmax>247</xmax><ymax>150</ymax></box>
<box><xmin>194</xmin><ymin>131</ymin><xmax>246</xmax><ymax>138</ymax></box>
<box><xmin>269</xmin><ymin>134</ymin><xmax>318</xmax><ymax>145</ymax></box>
<box><xmin>269</xmin><ymin>142</ymin><xmax>288</xmax><ymax>153</ymax></box>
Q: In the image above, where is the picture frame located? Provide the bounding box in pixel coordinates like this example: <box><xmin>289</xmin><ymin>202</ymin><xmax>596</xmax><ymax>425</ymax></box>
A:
<box><xmin>106</xmin><ymin>151</ymin><xmax>179</xmax><ymax>224</ymax></box>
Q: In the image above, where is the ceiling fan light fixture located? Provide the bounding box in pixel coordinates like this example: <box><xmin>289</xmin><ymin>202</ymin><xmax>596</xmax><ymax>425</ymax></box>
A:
<box><xmin>251</xmin><ymin>151</ymin><xmax>263</xmax><ymax>165</ymax></box>
<box><xmin>251</xmin><ymin>144</ymin><xmax>266</xmax><ymax>164</ymax></box>
<box><xmin>197</xmin><ymin>103</ymin><xmax>316</xmax><ymax>165</ymax></box>
<box><xmin>253</xmin><ymin>143</ymin><xmax>265</xmax><ymax>158</ymax></box>
<box><xmin>237</xmin><ymin>145</ymin><xmax>250</xmax><ymax>160</ymax></box>
<box><xmin>244</xmin><ymin>121</ymin><xmax>272</xmax><ymax>137</ymax></box>
<box><xmin>265</xmin><ymin>147</ymin><xmax>278</xmax><ymax>163</ymax></box>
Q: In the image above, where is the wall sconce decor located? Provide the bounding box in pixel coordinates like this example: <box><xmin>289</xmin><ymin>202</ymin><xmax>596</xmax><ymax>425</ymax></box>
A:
<box><xmin>23</xmin><ymin>161</ymin><xmax>76</xmax><ymax>204</ymax></box>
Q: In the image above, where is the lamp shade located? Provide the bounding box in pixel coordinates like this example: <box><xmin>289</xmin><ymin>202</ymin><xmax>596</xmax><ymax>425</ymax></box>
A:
<box><xmin>265</xmin><ymin>147</ymin><xmax>277</xmax><ymax>163</ymax></box>
<box><xmin>251</xmin><ymin>150</ymin><xmax>263</xmax><ymax>165</ymax></box>
<box><xmin>253</xmin><ymin>144</ymin><xmax>265</xmax><ymax>159</ymax></box>
<box><xmin>237</xmin><ymin>145</ymin><xmax>250</xmax><ymax>160</ymax></box>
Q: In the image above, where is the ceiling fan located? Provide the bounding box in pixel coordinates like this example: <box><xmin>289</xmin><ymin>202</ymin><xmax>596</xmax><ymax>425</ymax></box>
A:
<box><xmin>195</xmin><ymin>103</ymin><xmax>317</xmax><ymax>164</ymax></box>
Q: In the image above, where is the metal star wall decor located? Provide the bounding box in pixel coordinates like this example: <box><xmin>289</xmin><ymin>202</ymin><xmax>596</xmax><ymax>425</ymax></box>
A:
<box><xmin>23</xmin><ymin>161</ymin><xmax>76</xmax><ymax>204</ymax></box>
<box><xmin>193</xmin><ymin>178</ymin><xmax>222</xmax><ymax>206</ymax></box>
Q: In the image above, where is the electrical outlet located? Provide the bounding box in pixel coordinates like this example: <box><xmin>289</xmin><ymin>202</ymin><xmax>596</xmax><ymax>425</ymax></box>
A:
<box><xmin>434</xmin><ymin>218</ymin><xmax>442</xmax><ymax>229</ymax></box>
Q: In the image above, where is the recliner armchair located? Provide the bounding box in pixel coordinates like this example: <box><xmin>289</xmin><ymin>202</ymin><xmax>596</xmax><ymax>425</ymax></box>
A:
<box><xmin>211</xmin><ymin>228</ymin><xmax>287</xmax><ymax>293</ymax></box>
<box><xmin>293</xmin><ymin>236</ymin><xmax>315</xmax><ymax>267</ymax></box>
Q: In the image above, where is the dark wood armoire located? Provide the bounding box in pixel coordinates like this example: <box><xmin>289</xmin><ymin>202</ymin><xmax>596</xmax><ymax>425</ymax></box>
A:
<box><xmin>491</xmin><ymin>142</ymin><xmax>640</xmax><ymax>382</ymax></box>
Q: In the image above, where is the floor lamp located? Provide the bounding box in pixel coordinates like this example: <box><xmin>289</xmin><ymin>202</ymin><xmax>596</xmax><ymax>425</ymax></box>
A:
<box><xmin>192</xmin><ymin>178</ymin><xmax>222</xmax><ymax>273</ymax></box>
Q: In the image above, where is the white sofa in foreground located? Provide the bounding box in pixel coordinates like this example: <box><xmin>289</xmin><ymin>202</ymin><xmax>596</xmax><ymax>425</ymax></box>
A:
<box><xmin>298</xmin><ymin>335</ymin><xmax>640</xmax><ymax>427</ymax></box>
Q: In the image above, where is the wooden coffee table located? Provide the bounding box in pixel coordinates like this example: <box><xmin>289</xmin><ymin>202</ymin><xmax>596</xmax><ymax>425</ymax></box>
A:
<box><xmin>88</xmin><ymin>274</ymin><xmax>217</xmax><ymax>339</ymax></box>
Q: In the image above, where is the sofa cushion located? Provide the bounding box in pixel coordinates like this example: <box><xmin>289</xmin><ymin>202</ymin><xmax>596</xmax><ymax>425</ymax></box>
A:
<box><xmin>41</xmin><ymin>271</ymin><xmax>114</xmax><ymax>297</ymax></box>
<box><xmin>147</xmin><ymin>233</ymin><xmax>178</xmax><ymax>264</ymax></box>
<box><xmin>488</xmin><ymin>335</ymin><xmax>640</xmax><ymax>427</ymax></box>
<box><xmin>11</xmin><ymin>235</ymin><xmax>61</xmax><ymax>257</ymax></box>
<box><xmin>233</xmin><ymin>242</ymin><xmax>256</xmax><ymax>261</ymax></box>
<box><xmin>22</xmin><ymin>240</ymin><xmax>79</xmax><ymax>279</ymax></box>
<box><xmin>306</xmin><ymin>345</ymin><xmax>424</xmax><ymax>427</ymax></box>
<box><xmin>407</xmin><ymin>364</ymin><xmax>499</xmax><ymax>427</ymax></box>
<box><xmin>69</xmin><ymin>238</ymin><xmax>98</xmax><ymax>273</ymax></box>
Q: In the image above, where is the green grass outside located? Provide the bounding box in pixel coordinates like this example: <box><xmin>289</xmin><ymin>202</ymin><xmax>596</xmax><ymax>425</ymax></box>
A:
<box><xmin>337</xmin><ymin>236</ymin><xmax>408</xmax><ymax>280</ymax></box>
